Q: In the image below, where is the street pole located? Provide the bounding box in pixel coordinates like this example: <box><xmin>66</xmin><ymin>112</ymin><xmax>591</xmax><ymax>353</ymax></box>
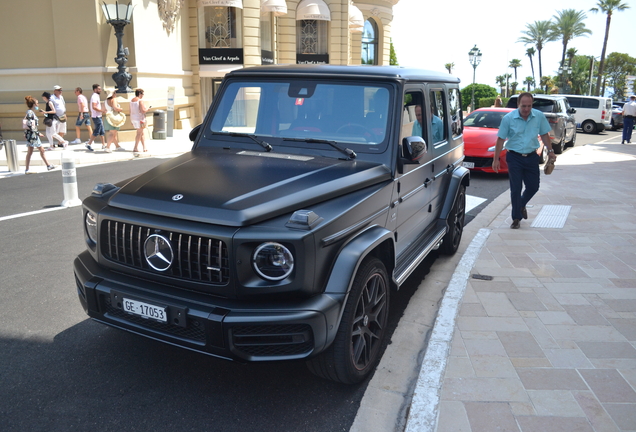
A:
<box><xmin>468</xmin><ymin>45</ymin><xmax>482</xmax><ymax>112</ymax></box>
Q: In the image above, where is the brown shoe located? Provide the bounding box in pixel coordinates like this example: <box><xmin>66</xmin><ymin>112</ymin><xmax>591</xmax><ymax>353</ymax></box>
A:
<box><xmin>510</xmin><ymin>219</ymin><xmax>521</xmax><ymax>229</ymax></box>
<box><xmin>521</xmin><ymin>207</ymin><xmax>528</xmax><ymax>220</ymax></box>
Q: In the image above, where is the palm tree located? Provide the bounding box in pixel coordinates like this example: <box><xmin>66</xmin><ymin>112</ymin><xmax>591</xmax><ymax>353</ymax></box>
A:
<box><xmin>444</xmin><ymin>62</ymin><xmax>455</xmax><ymax>74</ymax></box>
<box><xmin>526</xmin><ymin>47</ymin><xmax>536</xmax><ymax>84</ymax></box>
<box><xmin>518</xmin><ymin>20</ymin><xmax>557</xmax><ymax>85</ymax></box>
<box><xmin>540</xmin><ymin>75</ymin><xmax>554</xmax><ymax>93</ymax></box>
<box><xmin>495</xmin><ymin>75</ymin><xmax>506</xmax><ymax>97</ymax></box>
<box><xmin>552</xmin><ymin>9</ymin><xmax>592</xmax><ymax>72</ymax></box>
<box><xmin>590</xmin><ymin>0</ymin><xmax>630</xmax><ymax>96</ymax></box>
<box><xmin>511</xmin><ymin>82</ymin><xmax>519</xmax><ymax>96</ymax></box>
<box><xmin>509</xmin><ymin>59</ymin><xmax>522</xmax><ymax>81</ymax></box>
<box><xmin>504</xmin><ymin>73</ymin><xmax>513</xmax><ymax>97</ymax></box>
<box><xmin>523</xmin><ymin>76</ymin><xmax>535</xmax><ymax>92</ymax></box>
<box><xmin>567</xmin><ymin>47</ymin><xmax>578</xmax><ymax>67</ymax></box>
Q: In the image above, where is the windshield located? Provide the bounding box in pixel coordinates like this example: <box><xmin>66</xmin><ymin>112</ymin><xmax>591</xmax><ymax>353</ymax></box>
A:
<box><xmin>204</xmin><ymin>80</ymin><xmax>392</xmax><ymax>153</ymax></box>
<box><xmin>464</xmin><ymin>110</ymin><xmax>506</xmax><ymax>129</ymax></box>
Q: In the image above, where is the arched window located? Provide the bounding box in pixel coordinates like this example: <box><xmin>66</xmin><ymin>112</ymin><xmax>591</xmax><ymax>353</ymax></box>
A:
<box><xmin>361</xmin><ymin>19</ymin><xmax>378</xmax><ymax>65</ymax></box>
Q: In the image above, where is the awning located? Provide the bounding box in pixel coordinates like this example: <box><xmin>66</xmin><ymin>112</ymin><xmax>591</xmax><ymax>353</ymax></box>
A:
<box><xmin>349</xmin><ymin>4</ymin><xmax>363</xmax><ymax>33</ymax></box>
<box><xmin>261</xmin><ymin>0</ymin><xmax>287</xmax><ymax>16</ymax></box>
<box><xmin>197</xmin><ymin>0</ymin><xmax>243</xmax><ymax>8</ymax></box>
<box><xmin>296</xmin><ymin>0</ymin><xmax>330</xmax><ymax>21</ymax></box>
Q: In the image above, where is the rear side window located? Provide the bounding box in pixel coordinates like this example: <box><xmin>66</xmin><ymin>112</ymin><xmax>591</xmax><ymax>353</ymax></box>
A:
<box><xmin>581</xmin><ymin>99</ymin><xmax>599</xmax><ymax>109</ymax></box>
<box><xmin>567</xmin><ymin>97</ymin><xmax>581</xmax><ymax>108</ymax></box>
<box><xmin>533</xmin><ymin>99</ymin><xmax>555</xmax><ymax>113</ymax></box>
<box><xmin>429</xmin><ymin>90</ymin><xmax>447</xmax><ymax>144</ymax></box>
<box><xmin>448</xmin><ymin>88</ymin><xmax>462</xmax><ymax>138</ymax></box>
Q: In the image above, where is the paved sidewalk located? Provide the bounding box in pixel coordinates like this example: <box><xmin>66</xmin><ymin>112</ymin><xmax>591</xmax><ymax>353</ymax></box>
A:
<box><xmin>0</xmin><ymin>129</ymin><xmax>193</xmax><ymax>178</ymax></box>
<box><xmin>409</xmin><ymin>137</ymin><xmax>636</xmax><ymax>431</ymax></box>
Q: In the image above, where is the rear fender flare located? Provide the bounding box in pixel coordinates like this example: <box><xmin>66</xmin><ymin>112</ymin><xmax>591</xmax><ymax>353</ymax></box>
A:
<box><xmin>439</xmin><ymin>166</ymin><xmax>470</xmax><ymax>222</ymax></box>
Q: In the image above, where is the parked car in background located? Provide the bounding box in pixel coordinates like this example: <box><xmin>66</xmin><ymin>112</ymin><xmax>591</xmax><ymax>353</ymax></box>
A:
<box><xmin>506</xmin><ymin>94</ymin><xmax>576</xmax><ymax>153</ymax></box>
<box><xmin>562</xmin><ymin>95</ymin><xmax>611</xmax><ymax>134</ymax></box>
<box><xmin>462</xmin><ymin>108</ymin><xmax>546</xmax><ymax>174</ymax></box>
<box><xmin>611</xmin><ymin>105</ymin><xmax>624</xmax><ymax>130</ymax></box>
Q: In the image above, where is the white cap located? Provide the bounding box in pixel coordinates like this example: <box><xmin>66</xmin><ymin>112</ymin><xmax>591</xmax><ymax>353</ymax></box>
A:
<box><xmin>53</xmin><ymin>85</ymin><xmax>62</xmax><ymax>90</ymax></box>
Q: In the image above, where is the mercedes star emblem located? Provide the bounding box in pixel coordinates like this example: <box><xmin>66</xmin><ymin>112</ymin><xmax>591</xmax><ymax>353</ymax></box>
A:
<box><xmin>172</xmin><ymin>194</ymin><xmax>184</xmax><ymax>201</ymax></box>
<box><xmin>144</xmin><ymin>234</ymin><xmax>174</xmax><ymax>271</ymax></box>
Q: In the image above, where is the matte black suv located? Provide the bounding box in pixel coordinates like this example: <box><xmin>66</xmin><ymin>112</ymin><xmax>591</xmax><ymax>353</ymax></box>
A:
<box><xmin>507</xmin><ymin>94</ymin><xmax>577</xmax><ymax>153</ymax></box>
<box><xmin>74</xmin><ymin>65</ymin><xmax>469</xmax><ymax>383</ymax></box>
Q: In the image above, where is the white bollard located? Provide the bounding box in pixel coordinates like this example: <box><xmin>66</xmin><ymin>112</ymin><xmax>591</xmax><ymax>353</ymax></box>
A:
<box><xmin>61</xmin><ymin>152</ymin><xmax>82</xmax><ymax>207</ymax></box>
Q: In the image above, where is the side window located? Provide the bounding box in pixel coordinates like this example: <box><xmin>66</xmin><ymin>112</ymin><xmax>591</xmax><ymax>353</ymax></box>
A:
<box><xmin>448</xmin><ymin>88</ymin><xmax>462</xmax><ymax>138</ymax></box>
<box><xmin>568</xmin><ymin>97</ymin><xmax>581</xmax><ymax>108</ymax></box>
<box><xmin>429</xmin><ymin>90</ymin><xmax>447</xmax><ymax>144</ymax></box>
<box><xmin>582</xmin><ymin>99</ymin><xmax>599</xmax><ymax>109</ymax></box>
<box><xmin>402</xmin><ymin>92</ymin><xmax>425</xmax><ymax>142</ymax></box>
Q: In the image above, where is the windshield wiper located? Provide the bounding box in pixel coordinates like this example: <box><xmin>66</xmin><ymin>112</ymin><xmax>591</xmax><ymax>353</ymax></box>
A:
<box><xmin>212</xmin><ymin>131</ymin><xmax>273</xmax><ymax>152</ymax></box>
<box><xmin>283</xmin><ymin>138</ymin><xmax>357</xmax><ymax>160</ymax></box>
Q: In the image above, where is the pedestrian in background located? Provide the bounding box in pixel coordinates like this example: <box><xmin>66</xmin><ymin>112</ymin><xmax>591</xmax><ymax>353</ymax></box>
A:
<box><xmin>73</xmin><ymin>87</ymin><xmax>93</xmax><ymax>144</ymax></box>
<box><xmin>23</xmin><ymin>96</ymin><xmax>55</xmax><ymax>174</ymax></box>
<box><xmin>130</xmin><ymin>88</ymin><xmax>149</xmax><ymax>155</ymax></box>
<box><xmin>85</xmin><ymin>84</ymin><xmax>105</xmax><ymax>151</ymax></box>
<box><xmin>622</xmin><ymin>94</ymin><xmax>636</xmax><ymax>144</ymax></box>
<box><xmin>103</xmin><ymin>90</ymin><xmax>125</xmax><ymax>152</ymax></box>
<box><xmin>492</xmin><ymin>92</ymin><xmax>556</xmax><ymax>229</ymax></box>
<box><xmin>41</xmin><ymin>92</ymin><xmax>67</xmax><ymax>149</ymax></box>
<box><xmin>50</xmin><ymin>85</ymin><xmax>68</xmax><ymax>139</ymax></box>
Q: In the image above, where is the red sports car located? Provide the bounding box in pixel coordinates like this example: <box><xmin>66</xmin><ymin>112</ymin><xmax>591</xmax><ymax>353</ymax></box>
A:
<box><xmin>462</xmin><ymin>108</ymin><xmax>546</xmax><ymax>174</ymax></box>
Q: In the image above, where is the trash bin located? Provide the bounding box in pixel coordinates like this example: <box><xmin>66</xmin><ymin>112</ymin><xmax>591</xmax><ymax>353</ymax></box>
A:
<box><xmin>152</xmin><ymin>110</ymin><xmax>167</xmax><ymax>140</ymax></box>
<box><xmin>4</xmin><ymin>139</ymin><xmax>19</xmax><ymax>173</ymax></box>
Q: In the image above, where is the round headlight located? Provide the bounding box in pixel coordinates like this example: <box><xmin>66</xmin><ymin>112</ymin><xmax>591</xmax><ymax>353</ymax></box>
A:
<box><xmin>85</xmin><ymin>211</ymin><xmax>98</xmax><ymax>244</ymax></box>
<box><xmin>252</xmin><ymin>242</ymin><xmax>294</xmax><ymax>281</ymax></box>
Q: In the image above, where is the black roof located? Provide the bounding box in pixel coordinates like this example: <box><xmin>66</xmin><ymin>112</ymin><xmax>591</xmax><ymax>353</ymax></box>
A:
<box><xmin>226</xmin><ymin>64</ymin><xmax>460</xmax><ymax>84</ymax></box>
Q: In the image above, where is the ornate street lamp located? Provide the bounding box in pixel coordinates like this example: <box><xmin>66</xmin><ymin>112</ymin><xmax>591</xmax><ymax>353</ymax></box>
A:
<box><xmin>559</xmin><ymin>65</ymin><xmax>572</xmax><ymax>94</ymax></box>
<box><xmin>468</xmin><ymin>45</ymin><xmax>482</xmax><ymax>112</ymax></box>
<box><xmin>101</xmin><ymin>1</ymin><xmax>134</xmax><ymax>93</ymax></box>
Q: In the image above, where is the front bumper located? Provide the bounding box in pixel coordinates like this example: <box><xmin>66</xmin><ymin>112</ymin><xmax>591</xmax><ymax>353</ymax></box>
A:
<box><xmin>74</xmin><ymin>251</ymin><xmax>344</xmax><ymax>362</ymax></box>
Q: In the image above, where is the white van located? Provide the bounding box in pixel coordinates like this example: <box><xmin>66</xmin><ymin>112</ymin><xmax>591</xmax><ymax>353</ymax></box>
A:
<box><xmin>563</xmin><ymin>95</ymin><xmax>612</xmax><ymax>133</ymax></box>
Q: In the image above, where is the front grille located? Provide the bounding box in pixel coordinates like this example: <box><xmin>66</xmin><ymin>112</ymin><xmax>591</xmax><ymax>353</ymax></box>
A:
<box><xmin>101</xmin><ymin>220</ymin><xmax>230</xmax><ymax>285</ymax></box>
<box><xmin>231</xmin><ymin>324</ymin><xmax>314</xmax><ymax>357</ymax></box>
<box><xmin>104</xmin><ymin>299</ymin><xmax>206</xmax><ymax>342</ymax></box>
<box><xmin>464</xmin><ymin>156</ymin><xmax>494</xmax><ymax>168</ymax></box>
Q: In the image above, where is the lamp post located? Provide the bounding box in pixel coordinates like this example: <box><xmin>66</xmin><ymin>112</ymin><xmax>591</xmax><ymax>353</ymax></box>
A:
<box><xmin>101</xmin><ymin>1</ymin><xmax>134</xmax><ymax>93</ymax></box>
<box><xmin>558</xmin><ymin>65</ymin><xmax>572</xmax><ymax>94</ymax></box>
<box><xmin>468</xmin><ymin>45</ymin><xmax>482</xmax><ymax>112</ymax></box>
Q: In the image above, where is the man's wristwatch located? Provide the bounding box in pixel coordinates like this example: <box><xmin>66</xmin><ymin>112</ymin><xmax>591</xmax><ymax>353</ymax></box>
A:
<box><xmin>548</xmin><ymin>149</ymin><xmax>555</xmax><ymax>153</ymax></box>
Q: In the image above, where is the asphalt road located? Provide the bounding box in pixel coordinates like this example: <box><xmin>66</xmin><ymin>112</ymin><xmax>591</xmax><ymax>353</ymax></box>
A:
<box><xmin>0</xmin><ymin>130</ymin><xmax>616</xmax><ymax>431</ymax></box>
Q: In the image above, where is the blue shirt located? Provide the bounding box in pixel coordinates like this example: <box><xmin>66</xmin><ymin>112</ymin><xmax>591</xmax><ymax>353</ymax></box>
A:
<box><xmin>497</xmin><ymin>108</ymin><xmax>551</xmax><ymax>153</ymax></box>
<box><xmin>412</xmin><ymin>120</ymin><xmax>422</xmax><ymax>138</ymax></box>
<box><xmin>411</xmin><ymin>115</ymin><xmax>444</xmax><ymax>142</ymax></box>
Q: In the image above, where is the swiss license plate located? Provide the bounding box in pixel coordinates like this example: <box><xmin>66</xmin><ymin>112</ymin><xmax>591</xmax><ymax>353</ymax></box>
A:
<box><xmin>122</xmin><ymin>298</ymin><xmax>167</xmax><ymax>323</ymax></box>
<box><xmin>462</xmin><ymin>161</ymin><xmax>475</xmax><ymax>169</ymax></box>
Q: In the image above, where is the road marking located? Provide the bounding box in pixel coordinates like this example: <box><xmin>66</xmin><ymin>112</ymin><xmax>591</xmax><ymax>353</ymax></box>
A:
<box><xmin>405</xmin><ymin>228</ymin><xmax>492</xmax><ymax>432</ymax></box>
<box><xmin>0</xmin><ymin>206</ymin><xmax>67</xmax><ymax>222</ymax></box>
<box><xmin>466</xmin><ymin>194</ymin><xmax>486</xmax><ymax>213</ymax></box>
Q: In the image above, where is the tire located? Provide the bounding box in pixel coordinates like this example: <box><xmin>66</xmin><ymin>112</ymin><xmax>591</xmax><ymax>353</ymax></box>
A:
<box><xmin>565</xmin><ymin>129</ymin><xmax>576</xmax><ymax>148</ymax></box>
<box><xmin>538</xmin><ymin>144</ymin><xmax>548</xmax><ymax>164</ymax></box>
<box><xmin>553</xmin><ymin>137</ymin><xmax>564</xmax><ymax>154</ymax></box>
<box><xmin>610</xmin><ymin>120</ymin><xmax>616</xmax><ymax>131</ymax></box>
<box><xmin>306</xmin><ymin>258</ymin><xmax>389</xmax><ymax>384</ymax></box>
<box><xmin>440</xmin><ymin>185</ymin><xmax>466</xmax><ymax>255</ymax></box>
<box><xmin>582</xmin><ymin>120</ymin><xmax>597</xmax><ymax>134</ymax></box>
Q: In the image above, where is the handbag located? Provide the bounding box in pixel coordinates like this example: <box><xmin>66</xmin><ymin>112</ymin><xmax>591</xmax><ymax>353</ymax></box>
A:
<box><xmin>22</xmin><ymin>118</ymin><xmax>31</xmax><ymax>130</ymax></box>
<box><xmin>544</xmin><ymin>159</ymin><xmax>555</xmax><ymax>175</ymax></box>
<box><xmin>106</xmin><ymin>110</ymin><xmax>126</xmax><ymax>128</ymax></box>
<box><xmin>58</xmin><ymin>114</ymin><xmax>67</xmax><ymax>122</ymax></box>
<box><xmin>43</xmin><ymin>117</ymin><xmax>53</xmax><ymax>127</ymax></box>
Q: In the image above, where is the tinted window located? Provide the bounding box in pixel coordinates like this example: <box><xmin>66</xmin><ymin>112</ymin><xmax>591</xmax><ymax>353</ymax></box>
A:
<box><xmin>567</xmin><ymin>97</ymin><xmax>582</xmax><ymax>108</ymax></box>
<box><xmin>533</xmin><ymin>99</ymin><xmax>555</xmax><ymax>113</ymax></box>
<box><xmin>448</xmin><ymin>88</ymin><xmax>462</xmax><ymax>137</ymax></box>
<box><xmin>581</xmin><ymin>99</ymin><xmax>599</xmax><ymax>109</ymax></box>
<box><xmin>429</xmin><ymin>90</ymin><xmax>447</xmax><ymax>144</ymax></box>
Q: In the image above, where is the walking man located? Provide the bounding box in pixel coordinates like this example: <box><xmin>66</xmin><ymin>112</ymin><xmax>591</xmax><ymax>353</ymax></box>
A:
<box><xmin>86</xmin><ymin>84</ymin><xmax>105</xmax><ymax>151</ymax></box>
<box><xmin>72</xmin><ymin>87</ymin><xmax>93</xmax><ymax>144</ymax></box>
<box><xmin>622</xmin><ymin>94</ymin><xmax>636</xmax><ymax>144</ymax></box>
<box><xmin>50</xmin><ymin>85</ymin><xmax>67</xmax><ymax>139</ymax></box>
<box><xmin>492</xmin><ymin>92</ymin><xmax>557</xmax><ymax>229</ymax></box>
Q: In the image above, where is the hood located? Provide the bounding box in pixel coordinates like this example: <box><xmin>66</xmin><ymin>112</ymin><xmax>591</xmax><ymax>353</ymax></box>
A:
<box><xmin>108</xmin><ymin>148</ymin><xmax>391</xmax><ymax>226</ymax></box>
<box><xmin>463</xmin><ymin>127</ymin><xmax>500</xmax><ymax>150</ymax></box>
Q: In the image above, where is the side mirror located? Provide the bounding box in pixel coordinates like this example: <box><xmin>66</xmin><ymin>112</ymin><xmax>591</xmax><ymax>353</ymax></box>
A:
<box><xmin>189</xmin><ymin>124</ymin><xmax>202</xmax><ymax>142</ymax></box>
<box><xmin>568</xmin><ymin>107</ymin><xmax>576</xmax><ymax>114</ymax></box>
<box><xmin>402</xmin><ymin>136</ymin><xmax>427</xmax><ymax>162</ymax></box>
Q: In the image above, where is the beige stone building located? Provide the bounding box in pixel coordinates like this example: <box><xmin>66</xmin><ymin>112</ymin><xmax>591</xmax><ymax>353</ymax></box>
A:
<box><xmin>0</xmin><ymin>0</ymin><xmax>399</xmax><ymax>142</ymax></box>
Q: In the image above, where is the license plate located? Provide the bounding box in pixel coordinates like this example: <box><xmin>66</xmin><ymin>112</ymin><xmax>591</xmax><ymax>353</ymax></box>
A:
<box><xmin>462</xmin><ymin>162</ymin><xmax>475</xmax><ymax>169</ymax></box>
<box><xmin>122</xmin><ymin>298</ymin><xmax>167</xmax><ymax>323</ymax></box>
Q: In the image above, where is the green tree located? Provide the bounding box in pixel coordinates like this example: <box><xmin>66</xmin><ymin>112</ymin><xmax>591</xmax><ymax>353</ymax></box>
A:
<box><xmin>509</xmin><ymin>59</ymin><xmax>522</xmax><ymax>81</ymax></box>
<box><xmin>540</xmin><ymin>75</ymin><xmax>555</xmax><ymax>93</ymax></box>
<box><xmin>526</xmin><ymin>47</ymin><xmax>536</xmax><ymax>84</ymax></box>
<box><xmin>389</xmin><ymin>39</ymin><xmax>398</xmax><ymax>65</ymax></box>
<box><xmin>552</xmin><ymin>9</ymin><xmax>592</xmax><ymax>71</ymax></box>
<box><xmin>495</xmin><ymin>75</ymin><xmax>506</xmax><ymax>97</ymax></box>
<box><xmin>604</xmin><ymin>52</ymin><xmax>636</xmax><ymax>100</ymax></box>
<box><xmin>569</xmin><ymin>55</ymin><xmax>594</xmax><ymax>95</ymax></box>
<box><xmin>590</xmin><ymin>0</ymin><xmax>630</xmax><ymax>96</ymax></box>
<box><xmin>511</xmin><ymin>82</ymin><xmax>519</xmax><ymax>95</ymax></box>
<box><xmin>518</xmin><ymin>20</ymin><xmax>557</xmax><ymax>84</ymax></box>
<box><xmin>523</xmin><ymin>76</ymin><xmax>535</xmax><ymax>92</ymax></box>
<box><xmin>444</xmin><ymin>62</ymin><xmax>455</xmax><ymax>74</ymax></box>
<box><xmin>460</xmin><ymin>84</ymin><xmax>497</xmax><ymax>111</ymax></box>
<box><xmin>504</xmin><ymin>73</ymin><xmax>513</xmax><ymax>97</ymax></box>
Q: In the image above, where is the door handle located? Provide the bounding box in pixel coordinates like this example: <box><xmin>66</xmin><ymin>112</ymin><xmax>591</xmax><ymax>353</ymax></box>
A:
<box><xmin>424</xmin><ymin>178</ymin><xmax>433</xmax><ymax>188</ymax></box>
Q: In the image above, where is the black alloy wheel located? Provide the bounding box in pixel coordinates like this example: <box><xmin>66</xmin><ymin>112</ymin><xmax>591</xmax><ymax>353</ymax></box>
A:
<box><xmin>440</xmin><ymin>185</ymin><xmax>466</xmax><ymax>255</ymax></box>
<box><xmin>306</xmin><ymin>257</ymin><xmax>389</xmax><ymax>384</ymax></box>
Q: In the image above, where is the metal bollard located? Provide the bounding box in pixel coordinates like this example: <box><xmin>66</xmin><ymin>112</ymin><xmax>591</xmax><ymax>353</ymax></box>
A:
<box><xmin>61</xmin><ymin>152</ymin><xmax>82</xmax><ymax>207</ymax></box>
<box><xmin>4</xmin><ymin>139</ymin><xmax>19</xmax><ymax>172</ymax></box>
